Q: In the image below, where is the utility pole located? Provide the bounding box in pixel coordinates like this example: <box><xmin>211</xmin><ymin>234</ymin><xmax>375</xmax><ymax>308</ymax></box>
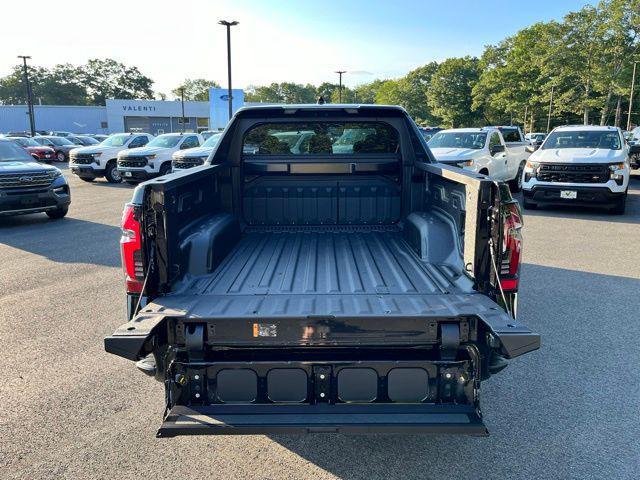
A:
<box><xmin>627</xmin><ymin>61</ymin><xmax>638</xmax><ymax>131</ymax></box>
<box><xmin>219</xmin><ymin>20</ymin><xmax>239</xmax><ymax>122</ymax></box>
<box><xmin>335</xmin><ymin>70</ymin><xmax>346</xmax><ymax>102</ymax></box>
<box><xmin>18</xmin><ymin>55</ymin><xmax>36</xmax><ymax>136</ymax></box>
<box><xmin>180</xmin><ymin>87</ymin><xmax>185</xmax><ymax>133</ymax></box>
<box><xmin>523</xmin><ymin>105</ymin><xmax>528</xmax><ymax>135</ymax></box>
<box><xmin>546</xmin><ymin>84</ymin><xmax>555</xmax><ymax>133</ymax></box>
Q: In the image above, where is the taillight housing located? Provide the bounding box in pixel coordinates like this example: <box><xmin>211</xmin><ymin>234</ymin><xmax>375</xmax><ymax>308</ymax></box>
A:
<box><xmin>120</xmin><ymin>204</ymin><xmax>144</xmax><ymax>293</ymax></box>
<box><xmin>499</xmin><ymin>201</ymin><xmax>523</xmax><ymax>292</ymax></box>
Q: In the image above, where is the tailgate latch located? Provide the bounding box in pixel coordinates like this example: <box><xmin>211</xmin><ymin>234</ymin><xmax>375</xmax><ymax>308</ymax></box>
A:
<box><xmin>440</xmin><ymin>323</ymin><xmax>460</xmax><ymax>361</ymax></box>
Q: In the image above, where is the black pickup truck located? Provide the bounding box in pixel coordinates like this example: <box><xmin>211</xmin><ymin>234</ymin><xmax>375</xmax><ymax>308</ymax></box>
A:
<box><xmin>105</xmin><ymin>105</ymin><xmax>539</xmax><ymax>437</ymax></box>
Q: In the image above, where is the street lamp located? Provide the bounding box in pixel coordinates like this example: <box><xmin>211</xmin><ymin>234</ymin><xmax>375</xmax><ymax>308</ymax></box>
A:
<box><xmin>180</xmin><ymin>86</ymin><xmax>185</xmax><ymax>133</ymax></box>
<box><xmin>626</xmin><ymin>60</ymin><xmax>638</xmax><ymax>132</ymax></box>
<box><xmin>546</xmin><ymin>83</ymin><xmax>555</xmax><ymax>133</ymax></box>
<box><xmin>17</xmin><ymin>55</ymin><xmax>36</xmax><ymax>136</ymax></box>
<box><xmin>219</xmin><ymin>20</ymin><xmax>239</xmax><ymax>122</ymax></box>
<box><xmin>335</xmin><ymin>70</ymin><xmax>346</xmax><ymax>103</ymax></box>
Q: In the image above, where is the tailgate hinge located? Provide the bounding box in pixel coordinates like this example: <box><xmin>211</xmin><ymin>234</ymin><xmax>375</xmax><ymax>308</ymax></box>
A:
<box><xmin>440</xmin><ymin>323</ymin><xmax>460</xmax><ymax>361</ymax></box>
<box><xmin>184</xmin><ymin>324</ymin><xmax>205</xmax><ymax>362</ymax></box>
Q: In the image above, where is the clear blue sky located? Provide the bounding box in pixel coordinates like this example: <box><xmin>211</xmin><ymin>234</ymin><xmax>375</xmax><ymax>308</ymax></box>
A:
<box><xmin>0</xmin><ymin>0</ymin><xmax>593</xmax><ymax>95</ymax></box>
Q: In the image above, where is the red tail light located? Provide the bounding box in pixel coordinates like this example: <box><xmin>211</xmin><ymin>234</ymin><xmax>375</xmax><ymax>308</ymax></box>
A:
<box><xmin>120</xmin><ymin>204</ymin><xmax>144</xmax><ymax>293</ymax></box>
<box><xmin>499</xmin><ymin>202</ymin><xmax>523</xmax><ymax>292</ymax></box>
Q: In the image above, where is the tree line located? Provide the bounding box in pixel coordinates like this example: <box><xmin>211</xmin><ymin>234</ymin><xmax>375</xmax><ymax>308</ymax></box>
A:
<box><xmin>245</xmin><ymin>0</ymin><xmax>639</xmax><ymax>130</ymax></box>
<box><xmin>0</xmin><ymin>0</ymin><xmax>637</xmax><ymax>130</ymax></box>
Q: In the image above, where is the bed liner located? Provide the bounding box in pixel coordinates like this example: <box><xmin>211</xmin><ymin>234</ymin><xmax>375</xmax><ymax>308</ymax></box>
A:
<box><xmin>158</xmin><ymin>229</ymin><xmax>476</xmax><ymax>317</ymax></box>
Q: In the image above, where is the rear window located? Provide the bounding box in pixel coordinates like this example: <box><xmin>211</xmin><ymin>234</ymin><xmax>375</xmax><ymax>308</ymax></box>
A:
<box><xmin>542</xmin><ymin>130</ymin><xmax>621</xmax><ymax>150</ymax></box>
<box><xmin>499</xmin><ymin>128</ymin><xmax>522</xmax><ymax>142</ymax></box>
<box><xmin>243</xmin><ymin>122</ymin><xmax>399</xmax><ymax>155</ymax></box>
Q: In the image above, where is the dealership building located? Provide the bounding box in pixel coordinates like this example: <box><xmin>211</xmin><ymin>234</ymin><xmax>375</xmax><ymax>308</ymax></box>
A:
<box><xmin>0</xmin><ymin>88</ymin><xmax>246</xmax><ymax>135</ymax></box>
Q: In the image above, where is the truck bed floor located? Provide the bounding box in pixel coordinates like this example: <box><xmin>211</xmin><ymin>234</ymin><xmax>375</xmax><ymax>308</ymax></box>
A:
<box><xmin>192</xmin><ymin>230</ymin><xmax>458</xmax><ymax>296</ymax></box>
<box><xmin>141</xmin><ymin>230</ymin><xmax>495</xmax><ymax>320</ymax></box>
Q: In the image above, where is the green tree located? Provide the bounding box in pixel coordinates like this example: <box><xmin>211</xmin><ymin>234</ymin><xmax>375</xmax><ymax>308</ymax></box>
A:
<box><xmin>245</xmin><ymin>82</ymin><xmax>317</xmax><ymax>103</ymax></box>
<box><xmin>172</xmin><ymin>78</ymin><xmax>220</xmax><ymax>101</ymax></box>
<box><xmin>0</xmin><ymin>64</ymin><xmax>89</xmax><ymax>105</ymax></box>
<box><xmin>80</xmin><ymin>58</ymin><xmax>154</xmax><ymax>105</ymax></box>
<box><xmin>428</xmin><ymin>56</ymin><xmax>483</xmax><ymax>127</ymax></box>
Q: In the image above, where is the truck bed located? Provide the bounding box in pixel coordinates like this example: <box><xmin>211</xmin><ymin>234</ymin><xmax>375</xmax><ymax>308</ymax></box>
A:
<box><xmin>148</xmin><ymin>228</ymin><xmax>483</xmax><ymax>320</ymax></box>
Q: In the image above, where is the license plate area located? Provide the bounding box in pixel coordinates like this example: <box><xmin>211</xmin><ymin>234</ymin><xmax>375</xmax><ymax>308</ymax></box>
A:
<box><xmin>560</xmin><ymin>190</ymin><xmax>577</xmax><ymax>199</ymax></box>
<box><xmin>124</xmin><ymin>171</ymin><xmax>132</xmax><ymax>177</ymax></box>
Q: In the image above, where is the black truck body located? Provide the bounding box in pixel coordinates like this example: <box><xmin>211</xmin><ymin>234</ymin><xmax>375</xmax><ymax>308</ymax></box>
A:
<box><xmin>105</xmin><ymin>105</ymin><xmax>539</xmax><ymax>436</ymax></box>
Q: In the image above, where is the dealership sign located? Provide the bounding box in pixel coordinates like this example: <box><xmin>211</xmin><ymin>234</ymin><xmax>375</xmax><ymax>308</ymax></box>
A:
<box><xmin>122</xmin><ymin>105</ymin><xmax>157</xmax><ymax>112</ymax></box>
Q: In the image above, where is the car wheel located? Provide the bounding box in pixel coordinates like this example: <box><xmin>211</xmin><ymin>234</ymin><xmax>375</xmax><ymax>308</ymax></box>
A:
<box><xmin>509</xmin><ymin>162</ymin><xmax>525</xmax><ymax>192</ymax></box>
<box><xmin>46</xmin><ymin>206</ymin><xmax>68</xmax><ymax>219</ymax></box>
<box><xmin>56</xmin><ymin>152</ymin><xmax>66</xmax><ymax>162</ymax></box>
<box><xmin>610</xmin><ymin>193</ymin><xmax>627</xmax><ymax>215</ymax></box>
<box><xmin>159</xmin><ymin>163</ymin><xmax>172</xmax><ymax>176</ymax></box>
<box><xmin>105</xmin><ymin>161</ymin><xmax>122</xmax><ymax>183</ymax></box>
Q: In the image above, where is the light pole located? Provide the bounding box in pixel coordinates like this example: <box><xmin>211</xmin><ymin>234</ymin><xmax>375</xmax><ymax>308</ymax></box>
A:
<box><xmin>18</xmin><ymin>55</ymin><xmax>36</xmax><ymax>136</ymax></box>
<box><xmin>335</xmin><ymin>70</ymin><xmax>346</xmax><ymax>102</ymax></box>
<box><xmin>180</xmin><ymin>86</ymin><xmax>185</xmax><ymax>133</ymax></box>
<box><xmin>546</xmin><ymin>84</ymin><xmax>555</xmax><ymax>133</ymax></box>
<box><xmin>219</xmin><ymin>20</ymin><xmax>239</xmax><ymax>122</ymax></box>
<box><xmin>626</xmin><ymin>60</ymin><xmax>638</xmax><ymax>131</ymax></box>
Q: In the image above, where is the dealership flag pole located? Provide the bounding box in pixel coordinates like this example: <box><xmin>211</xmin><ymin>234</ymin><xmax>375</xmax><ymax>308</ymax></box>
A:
<box><xmin>18</xmin><ymin>55</ymin><xmax>36</xmax><ymax>137</ymax></box>
<box><xmin>219</xmin><ymin>20</ymin><xmax>239</xmax><ymax>123</ymax></box>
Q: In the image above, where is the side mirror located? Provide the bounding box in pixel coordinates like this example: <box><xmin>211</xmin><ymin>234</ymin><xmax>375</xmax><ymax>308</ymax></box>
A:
<box><xmin>525</xmin><ymin>145</ymin><xmax>535</xmax><ymax>153</ymax></box>
<box><xmin>490</xmin><ymin>144</ymin><xmax>505</xmax><ymax>156</ymax></box>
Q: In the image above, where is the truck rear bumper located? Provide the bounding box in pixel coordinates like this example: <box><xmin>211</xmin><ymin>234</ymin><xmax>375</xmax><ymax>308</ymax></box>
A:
<box><xmin>158</xmin><ymin>403</ymin><xmax>487</xmax><ymax>437</ymax></box>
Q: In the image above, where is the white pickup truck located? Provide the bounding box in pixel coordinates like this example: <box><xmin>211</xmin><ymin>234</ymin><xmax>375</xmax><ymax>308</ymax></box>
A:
<box><xmin>522</xmin><ymin>125</ymin><xmax>630</xmax><ymax>214</ymax></box>
<box><xmin>117</xmin><ymin>133</ymin><xmax>203</xmax><ymax>184</ymax></box>
<box><xmin>69</xmin><ymin>133</ymin><xmax>154</xmax><ymax>183</ymax></box>
<box><xmin>428</xmin><ymin>127</ymin><xmax>532</xmax><ymax>191</ymax></box>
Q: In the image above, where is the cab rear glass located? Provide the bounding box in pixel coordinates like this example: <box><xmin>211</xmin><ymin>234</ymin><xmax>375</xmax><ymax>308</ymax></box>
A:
<box><xmin>243</xmin><ymin>122</ymin><xmax>399</xmax><ymax>155</ymax></box>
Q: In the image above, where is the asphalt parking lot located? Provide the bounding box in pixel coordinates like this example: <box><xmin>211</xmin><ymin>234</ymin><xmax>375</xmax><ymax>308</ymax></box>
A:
<box><xmin>1</xmin><ymin>167</ymin><xmax>639</xmax><ymax>480</ymax></box>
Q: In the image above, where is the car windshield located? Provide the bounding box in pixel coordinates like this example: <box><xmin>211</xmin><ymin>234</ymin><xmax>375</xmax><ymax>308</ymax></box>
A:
<box><xmin>0</xmin><ymin>140</ymin><xmax>34</xmax><ymax>162</ymax></box>
<box><xmin>428</xmin><ymin>132</ymin><xmax>487</xmax><ymax>149</ymax></box>
<box><xmin>12</xmin><ymin>137</ymin><xmax>39</xmax><ymax>147</ymax></box>
<box><xmin>101</xmin><ymin>134</ymin><xmax>131</xmax><ymax>147</ymax></box>
<box><xmin>202</xmin><ymin>133</ymin><xmax>222</xmax><ymax>147</ymax></box>
<box><xmin>79</xmin><ymin>136</ymin><xmax>99</xmax><ymax>145</ymax></box>
<box><xmin>542</xmin><ymin>130</ymin><xmax>621</xmax><ymax>150</ymax></box>
<box><xmin>49</xmin><ymin>137</ymin><xmax>74</xmax><ymax>146</ymax></box>
<box><xmin>147</xmin><ymin>135</ymin><xmax>181</xmax><ymax>148</ymax></box>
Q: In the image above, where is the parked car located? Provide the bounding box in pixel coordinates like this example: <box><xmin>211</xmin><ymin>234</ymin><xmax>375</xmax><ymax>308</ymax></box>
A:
<box><xmin>69</xmin><ymin>132</ymin><xmax>154</xmax><ymax>183</ymax></box>
<box><xmin>8</xmin><ymin>136</ymin><xmax>56</xmax><ymax>162</ymax></box>
<box><xmin>33</xmin><ymin>136</ymin><xmax>80</xmax><ymax>161</ymax></box>
<box><xmin>522</xmin><ymin>125</ymin><xmax>629</xmax><ymax>214</ymax></box>
<box><xmin>418</xmin><ymin>126</ymin><xmax>442</xmax><ymax>141</ymax></box>
<box><xmin>525</xmin><ymin>132</ymin><xmax>546</xmax><ymax>150</ymax></box>
<box><xmin>200</xmin><ymin>130</ymin><xmax>221</xmax><ymax>141</ymax></box>
<box><xmin>67</xmin><ymin>135</ymin><xmax>101</xmax><ymax>147</ymax></box>
<box><xmin>6</xmin><ymin>131</ymin><xmax>33</xmax><ymax>137</ymax></box>
<box><xmin>428</xmin><ymin>127</ymin><xmax>532</xmax><ymax>191</ymax></box>
<box><xmin>48</xmin><ymin>131</ymin><xmax>74</xmax><ymax>137</ymax></box>
<box><xmin>172</xmin><ymin>133</ymin><xmax>222</xmax><ymax>171</ymax></box>
<box><xmin>89</xmin><ymin>134</ymin><xmax>109</xmax><ymax>142</ymax></box>
<box><xmin>0</xmin><ymin>138</ymin><xmax>70</xmax><ymax>218</ymax></box>
<box><xmin>117</xmin><ymin>132</ymin><xmax>202</xmax><ymax>184</ymax></box>
<box><xmin>105</xmin><ymin>104</ymin><xmax>539</xmax><ymax>437</ymax></box>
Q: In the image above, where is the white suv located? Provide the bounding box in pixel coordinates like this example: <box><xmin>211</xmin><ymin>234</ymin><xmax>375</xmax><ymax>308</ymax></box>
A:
<box><xmin>522</xmin><ymin>125</ymin><xmax>629</xmax><ymax>214</ymax></box>
<box><xmin>117</xmin><ymin>133</ymin><xmax>203</xmax><ymax>184</ymax></box>
<box><xmin>428</xmin><ymin>127</ymin><xmax>532</xmax><ymax>191</ymax></box>
<box><xmin>69</xmin><ymin>133</ymin><xmax>153</xmax><ymax>183</ymax></box>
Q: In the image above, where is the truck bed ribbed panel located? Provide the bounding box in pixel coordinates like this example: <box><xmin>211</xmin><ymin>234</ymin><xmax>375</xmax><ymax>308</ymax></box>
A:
<box><xmin>188</xmin><ymin>231</ymin><xmax>456</xmax><ymax>296</ymax></box>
